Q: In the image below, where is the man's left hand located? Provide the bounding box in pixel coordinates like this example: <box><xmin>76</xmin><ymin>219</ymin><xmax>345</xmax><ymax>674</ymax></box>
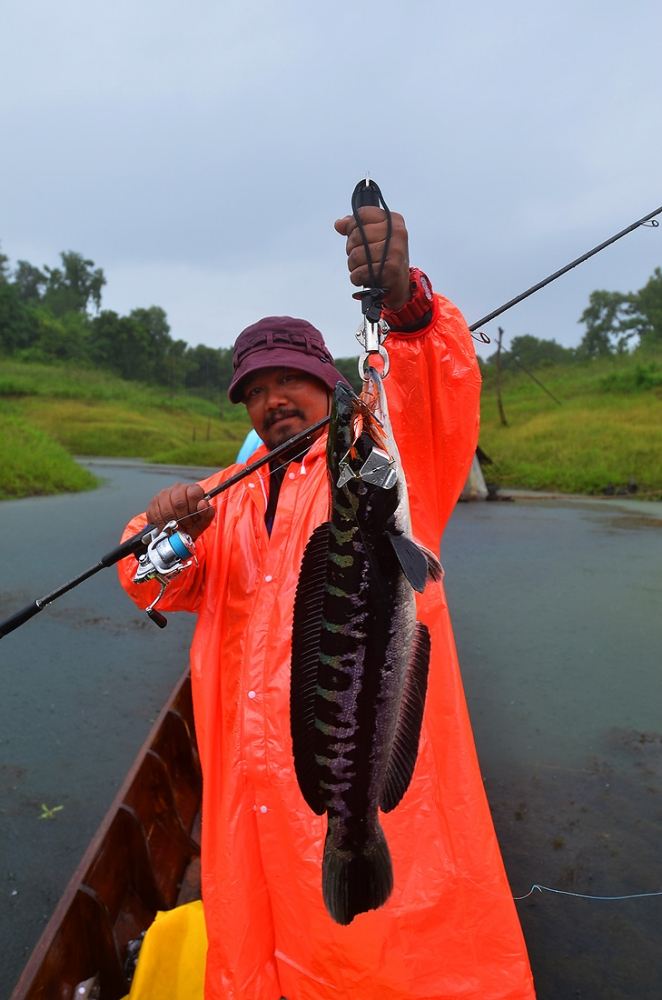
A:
<box><xmin>334</xmin><ymin>208</ymin><xmax>410</xmax><ymax>310</ymax></box>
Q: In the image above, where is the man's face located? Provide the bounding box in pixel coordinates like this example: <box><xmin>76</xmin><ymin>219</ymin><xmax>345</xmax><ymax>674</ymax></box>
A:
<box><xmin>242</xmin><ymin>367</ymin><xmax>331</xmax><ymax>450</ymax></box>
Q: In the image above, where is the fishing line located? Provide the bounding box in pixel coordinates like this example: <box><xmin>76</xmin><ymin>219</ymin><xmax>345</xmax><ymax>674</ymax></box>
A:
<box><xmin>466</xmin><ymin>873</ymin><xmax>662</xmax><ymax>905</ymax></box>
<box><xmin>513</xmin><ymin>883</ymin><xmax>662</xmax><ymax>903</ymax></box>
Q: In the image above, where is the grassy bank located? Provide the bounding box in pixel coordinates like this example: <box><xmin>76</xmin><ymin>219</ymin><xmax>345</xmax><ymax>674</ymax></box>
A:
<box><xmin>479</xmin><ymin>350</ymin><xmax>662</xmax><ymax>495</ymax></box>
<box><xmin>0</xmin><ymin>411</ymin><xmax>97</xmax><ymax>499</ymax></box>
<box><xmin>1</xmin><ymin>359</ymin><xmax>251</xmax><ymax>497</ymax></box>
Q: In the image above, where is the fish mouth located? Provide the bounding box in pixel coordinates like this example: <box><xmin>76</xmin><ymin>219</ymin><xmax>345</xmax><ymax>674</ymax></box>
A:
<box><xmin>329</xmin><ymin>376</ymin><xmax>391</xmax><ymax>482</ymax></box>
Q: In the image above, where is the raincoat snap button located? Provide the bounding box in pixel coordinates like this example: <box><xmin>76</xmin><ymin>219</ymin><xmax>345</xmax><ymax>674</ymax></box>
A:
<box><xmin>264</xmin><ymin>574</ymin><xmax>273</xmax><ymax>582</ymax></box>
<box><xmin>288</xmin><ymin>472</ymin><xmax>295</xmax><ymax>480</ymax></box>
<box><xmin>248</xmin><ymin>482</ymin><xmax>255</xmax><ymax>489</ymax></box>
<box><xmin>259</xmin><ymin>805</ymin><xmax>268</xmax><ymax>814</ymax></box>
<box><xmin>247</xmin><ymin>690</ymin><xmax>256</xmax><ymax>699</ymax></box>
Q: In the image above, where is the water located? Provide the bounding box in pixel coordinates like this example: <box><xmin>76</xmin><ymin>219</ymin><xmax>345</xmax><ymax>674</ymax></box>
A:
<box><xmin>1</xmin><ymin>468</ymin><xmax>661</xmax><ymax>998</ymax></box>
<box><xmin>443</xmin><ymin>498</ymin><xmax>662</xmax><ymax>1000</ymax></box>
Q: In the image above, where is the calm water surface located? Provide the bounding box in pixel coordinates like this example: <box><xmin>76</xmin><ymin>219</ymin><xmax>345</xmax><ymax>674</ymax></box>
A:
<box><xmin>1</xmin><ymin>464</ymin><xmax>661</xmax><ymax>998</ymax></box>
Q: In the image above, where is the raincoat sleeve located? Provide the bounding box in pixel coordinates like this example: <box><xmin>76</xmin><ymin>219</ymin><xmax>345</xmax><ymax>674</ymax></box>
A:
<box><xmin>116</xmin><ymin>467</ymin><xmax>235</xmax><ymax>614</ymax></box>
<box><xmin>385</xmin><ymin>292</ymin><xmax>481</xmax><ymax>549</ymax></box>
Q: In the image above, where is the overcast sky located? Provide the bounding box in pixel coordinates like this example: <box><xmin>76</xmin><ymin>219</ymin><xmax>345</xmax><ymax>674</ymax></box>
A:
<box><xmin>2</xmin><ymin>0</ymin><xmax>661</xmax><ymax>360</ymax></box>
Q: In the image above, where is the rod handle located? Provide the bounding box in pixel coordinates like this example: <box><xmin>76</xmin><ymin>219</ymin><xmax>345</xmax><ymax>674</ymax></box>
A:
<box><xmin>99</xmin><ymin>524</ymin><xmax>157</xmax><ymax>567</ymax></box>
<box><xmin>0</xmin><ymin>602</ymin><xmax>43</xmax><ymax>639</ymax></box>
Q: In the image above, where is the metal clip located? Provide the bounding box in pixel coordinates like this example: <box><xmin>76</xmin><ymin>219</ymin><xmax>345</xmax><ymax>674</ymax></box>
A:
<box><xmin>356</xmin><ymin>317</ymin><xmax>391</xmax><ymax>380</ymax></box>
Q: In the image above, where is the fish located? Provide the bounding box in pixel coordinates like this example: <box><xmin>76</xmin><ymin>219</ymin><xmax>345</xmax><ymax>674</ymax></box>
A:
<box><xmin>290</xmin><ymin>367</ymin><xmax>443</xmax><ymax>925</ymax></box>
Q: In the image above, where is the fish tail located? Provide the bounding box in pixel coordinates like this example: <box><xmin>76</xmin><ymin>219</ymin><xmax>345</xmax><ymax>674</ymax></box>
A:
<box><xmin>322</xmin><ymin>824</ymin><xmax>393</xmax><ymax>925</ymax></box>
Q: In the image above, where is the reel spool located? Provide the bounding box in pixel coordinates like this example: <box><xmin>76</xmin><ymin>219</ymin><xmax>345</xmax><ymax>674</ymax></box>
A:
<box><xmin>133</xmin><ymin>521</ymin><xmax>196</xmax><ymax>627</ymax></box>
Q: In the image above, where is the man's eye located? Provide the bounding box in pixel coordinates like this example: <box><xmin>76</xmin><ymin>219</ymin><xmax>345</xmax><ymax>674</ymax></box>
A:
<box><xmin>246</xmin><ymin>386</ymin><xmax>262</xmax><ymax>399</ymax></box>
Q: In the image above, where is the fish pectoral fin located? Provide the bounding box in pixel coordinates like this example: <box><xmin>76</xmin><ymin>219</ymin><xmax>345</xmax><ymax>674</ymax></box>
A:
<box><xmin>422</xmin><ymin>544</ymin><xmax>444</xmax><ymax>583</ymax></box>
<box><xmin>387</xmin><ymin>533</ymin><xmax>443</xmax><ymax>593</ymax></box>
<box><xmin>290</xmin><ymin>521</ymin><xmax>331</xmax><ymax>815</ymax></box>
<box><xmin>380</xmin><ymin>622</ymin><xmax>430</xmax><ymax>813</ymax></box>
<box><xmin>387</xmin><ymin>533</ymin><xmax>428</xmax><ymax>592</ymax></box>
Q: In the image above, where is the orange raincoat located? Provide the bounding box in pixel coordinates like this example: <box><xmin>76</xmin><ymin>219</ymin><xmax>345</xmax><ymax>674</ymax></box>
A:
<box><xmin>118</xmin><ymin>295</ymin><xmax>535</xmax><ymax>1000</ymax></box>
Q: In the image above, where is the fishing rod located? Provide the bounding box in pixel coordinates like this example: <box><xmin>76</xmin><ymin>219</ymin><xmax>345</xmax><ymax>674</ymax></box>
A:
<box><xmin>468</xmin><ymin>203</ymin><xmax>662</xmax><ymax>339</ymax></box>
<box><xmin>1</xmin><ymin>186</ymin><xmax>660</xmax><ymax>639</ymax></box>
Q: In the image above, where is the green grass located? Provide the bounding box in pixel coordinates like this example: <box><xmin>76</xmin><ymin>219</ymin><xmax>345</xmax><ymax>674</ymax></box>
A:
<box><xmin>480</xmin><ymin>349</ymin><xmax>662</xmax><ymax>495</ymax></box>
<box><xmin>0</xmin><ymin>411</ymin><xmax>97</xmax><ymax>499</ymax></box>
<box><xmin>0</xmin><ymin>358</ymin><xmax>251</xmax><ymax>499</ymax></box>
<box><xmin>1</xmin><ymin>358</ymin><xmax>250</xmax><ymax>457</ymax></box>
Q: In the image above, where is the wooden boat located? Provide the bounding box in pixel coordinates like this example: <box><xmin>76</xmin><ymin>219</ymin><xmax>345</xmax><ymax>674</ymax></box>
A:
<box><xmin>10</xmin><ymin>671</ymin><xmax>202</xmax><ymax>1000</ymax></box>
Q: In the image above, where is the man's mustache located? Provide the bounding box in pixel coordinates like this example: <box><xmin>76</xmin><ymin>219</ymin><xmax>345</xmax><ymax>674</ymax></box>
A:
<box><xmin>264</xmin><ymin>408</ymin><xmax>305</xmax><ymax>429</ymax></box>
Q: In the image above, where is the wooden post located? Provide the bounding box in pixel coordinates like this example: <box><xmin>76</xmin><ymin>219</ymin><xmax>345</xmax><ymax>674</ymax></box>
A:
<box><xmin>496</xmin><ymin>326</ymin><xmax>509</xmax><ymax>427</ymax></box>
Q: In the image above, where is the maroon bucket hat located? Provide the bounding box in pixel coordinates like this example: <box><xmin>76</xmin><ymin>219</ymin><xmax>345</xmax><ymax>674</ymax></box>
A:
<box><xmin>228</xmin><ymin>316</ymin><xmax>350</xmax><ymax>403</ymax></box>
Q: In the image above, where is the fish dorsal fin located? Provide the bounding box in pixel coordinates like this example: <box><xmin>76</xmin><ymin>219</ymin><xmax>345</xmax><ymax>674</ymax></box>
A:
<box><xmin>387</xmin><ymin>534</ymin><xmax>443</xmax><ymax>593</ymax></box>
<box><xmin>290</xmin><ymin>522</ymin><xmax>330</xmax><ymax>815</ymax></box>
<box><xmin>380</xmin><ymin>622</ymin><xmax>430</xmax><ymax>813</ymax></box>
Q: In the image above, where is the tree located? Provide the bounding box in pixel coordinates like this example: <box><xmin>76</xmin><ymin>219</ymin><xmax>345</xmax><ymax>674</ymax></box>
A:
<box><xmin>42</xmin><ymin>251</ymin><xmax>106</xmax><ymax>316</ymax></box>
<box><xmin>90</xmin><ymin>306</ymin><xmax>175</xmax><ymax>383</ymax></box>
<box><xmin>161</xmin><ymin>337</ymin><xmax>190</xmax><ymax>391</ymax></box>
<box><xmin>24</xmin><ymin>308</ymin><xmax>90</xmax><ymax>362</ymax></box>
<box><xmin>13</xmin><ymin>260</ymin><xmax>48</xmax><ymax>303</ymax></box>
<box><xmin>578</xmin><ymin>270</ymin><xmax>662</xmax><ymax>355</ymax></box>
<box><xmin>89</xmin><ymin>310</ymin><xmax>145</xmax><ymax>379</ymax></box>
<box><xmin>504</xmin><ymin>334</ymin><xmax>575</xmax><ymax>369</ymax></box>
<box><xmin>577</xmin><ymin>289</ymin><xmax>632</xmax><ymax>357</ymax></box>
<box><xmin>0</xmin><ymin>283</ymin><xmax>37</xmax><ymax>351</ymax></box>
<box><xmin>632</xmin><ymin>267</ymin><xmax>662</xmax><ymax>349</ymax></box>
<box><xmin>0</xmin><ymin>242</ymin><xmax>10</xmax><ymax>285</ymax></box>
<box><xmin>128</xmin><ymin>307</ymin><xmax>172</xmax><ymax>382</ymax></box>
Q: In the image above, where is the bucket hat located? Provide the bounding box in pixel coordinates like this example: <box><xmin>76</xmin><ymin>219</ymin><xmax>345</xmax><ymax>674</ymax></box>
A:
<box><xmin>228</xmin><ymin>316</ymin><xmax>349</xmax><ymax>403</ymax></box>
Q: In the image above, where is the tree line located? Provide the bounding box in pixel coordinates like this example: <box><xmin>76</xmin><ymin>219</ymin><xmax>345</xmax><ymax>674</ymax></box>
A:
<box><xmin>0</xmin><ymin>244</ymin><xmax>364</xmax><ymax>394</ymax></box>
<box><xmin>0</xmin><ymin>245</ymin><xmax>242</xmax><ymax>395</ymax></box>
<box><xmin>2</xmin><ymin>242</ymin><xmax>660</xmax><ymax>392</ymax></box>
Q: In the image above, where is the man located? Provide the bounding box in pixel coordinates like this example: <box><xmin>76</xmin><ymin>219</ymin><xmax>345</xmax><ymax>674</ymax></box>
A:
<box><xmin>118</xmin><ymin>207</ymin><xmax>535</xmax><ymax>999</ymax></box>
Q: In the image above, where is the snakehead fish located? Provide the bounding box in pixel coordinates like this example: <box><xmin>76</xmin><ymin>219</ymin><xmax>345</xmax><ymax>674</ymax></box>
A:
<box><xmin>290</xmin><ymin>368</ymin><xmax>442</xmax><ymax>925</ymax></box>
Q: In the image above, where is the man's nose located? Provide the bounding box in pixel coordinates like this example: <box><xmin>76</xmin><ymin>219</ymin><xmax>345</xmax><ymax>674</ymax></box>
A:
<box><xmin>264</xmin><ymin>383</ymin><xmax>291</xmax><ymax>409</ymax></box>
